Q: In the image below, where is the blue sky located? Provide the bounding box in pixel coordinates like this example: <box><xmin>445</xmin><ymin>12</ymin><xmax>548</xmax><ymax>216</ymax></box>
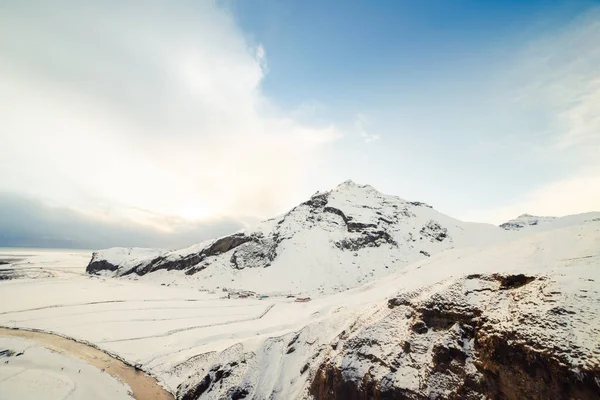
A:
<box><xmin>0</xmin><ymin>0</ymin><xmax>599</xmax><ymax>248</ymax></box>
<box><xmin>228</xmin><ymin>0</ymin><xmax>599</xmax><ymax>214</ymax></box>
<box><xmin>232</xmin><ymin>0</ymin><xmax>583</xmax><ymax>106</ymax></box>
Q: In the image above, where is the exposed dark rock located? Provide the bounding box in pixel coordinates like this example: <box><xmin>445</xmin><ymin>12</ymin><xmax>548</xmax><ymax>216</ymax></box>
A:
<box><xmin>180</xmin><ymin>372</ymin><xmax>211</xmax><ymax>400</ymax></box>
<box><xmin>205</xmin><ymin>234</ymin><xmax>254</xmax><ymax>256</ymax></box>
<box><xmin>335</xmin><ymin>231</ymin><xmax>397</xmax><ymax>251</ymax></box>
<box><xmin>408</xmin><ymin>201</ymin><xmax>432</xmax><ymax>208</ymax></box>
<box><xmin>134</xmin><ymin>252</ymin><xmax>206</xmax><ymax>276</ymax></box>
<box><xmin>181</xmin><ymin>362</ymin><xmax>238</xmax><ymax>400</ymax></box>
<box><xmin>418</xmin><ymin>303</ymin><xmax>482</xmax><ymax>331</ymax></box>
<box><xmin>378</xmin><ymin>216</ymin><xmax>395</xmax><ymax>224</ymax></box>
<box><xmin>475</xmin><ymin>331</ymin><xmax>600</xmax><ymax>400</ymax></box>
<box><xmin>227</xmin><ymin>386</ymin><xmax>249</xmax><ymax>400</ymax></box>
<box><xmin>229</xmin><ymin>237</ymin><xmax>278</xmax><ymax>270</ymax></box>
<box><xmin>493</xmin><ymin>274</ymin><xmax>535</xmax><ymax>290</ymax></box>
<box><xmin>420</xmin><ymin>221</ymin><xmax>448</xmax><ymax>242</ymax></box>
<box><xmin>410</xmin><ymin>320</ymin><xmax>428</xmax><ymax>334</ymax></box>
<box><xmin>387</xmin><ymin>296</ymin><xmax>413</xmax><ymax>309</ymax></box>
<box><xmin>323</xmin><ymin>207</ymin><xmax>350</xmax><ymax>225</ymax></box>
<box><xmin>185</xmin><ymin>264</ymin><xmax>207</xmax><ymax>275</ymax></box>
<box><xmin>548</xmin><ymin>307</ymin><xmax>576</xmax><ymax>316</ymax></box>
<box><xmin>86</xmin><ymin>257</ymin><xmax>120</xmax><ymax>274</ymax></box>
<box><xmin>347</xmin><ymin>222</ymin><xmax>378</xmax><ymax>232</ymax></box>
<box><xmin>303</xmin><ymin>192</ymin><xmax>330</xmax><ymax>208</ymax></box>
<box><xmin>310</xmin><ymin>362</ymin><xmax>428</xmax><ymax>400</ymax></box>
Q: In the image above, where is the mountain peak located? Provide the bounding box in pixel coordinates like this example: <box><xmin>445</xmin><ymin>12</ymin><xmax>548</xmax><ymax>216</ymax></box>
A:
<box><xmin>333</xmin><ymin>180</ymin><xmax>377</xmax><ymax>193</ymax></box>
<box><xmin>517</xmin><ymin>213</ymin><xmax>535</xmax><ymax>218</ymax></box>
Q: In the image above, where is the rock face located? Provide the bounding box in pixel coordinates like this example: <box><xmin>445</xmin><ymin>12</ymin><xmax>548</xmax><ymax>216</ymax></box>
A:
<box><xmin>86</xmin><ymin>181</ymin><xmax>506</xmax><ymax>294</ymax></box>
<box><xmin>310</xmin><ymin>272</ymin><xmax>600</xmax><ymax>400</ymax></box>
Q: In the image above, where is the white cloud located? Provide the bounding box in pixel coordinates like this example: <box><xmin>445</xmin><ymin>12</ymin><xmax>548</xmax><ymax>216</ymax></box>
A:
<box><xmin>516</xmin><ymin>8</ymin><xmax>600</xmax><ymax>160</ymax></box>
<box><xmin>462</xmin><ymin>170</ymin><xmax>600</xmax><ymax>224</ymax></box>
<box><xmin>0</xmin><ymin>2</ymin><xmax>341</xmax><ymax>228</ymax></box>
<box><xmin>463</xmin><ymin>8</ymin><xmax>600</xmax><ymax>223</ymax></box>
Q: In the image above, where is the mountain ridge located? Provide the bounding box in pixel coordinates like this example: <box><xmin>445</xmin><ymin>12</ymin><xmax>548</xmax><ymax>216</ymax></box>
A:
<box><xmin>87</xmin><ymin>181</ymin><xmax>508</xmax><ymax>294</ymax></box>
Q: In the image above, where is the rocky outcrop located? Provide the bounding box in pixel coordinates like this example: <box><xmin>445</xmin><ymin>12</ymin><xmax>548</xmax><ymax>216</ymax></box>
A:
<box><xmin>499</xmin><ymin>214</ymin><xmax>557</xmax><ymax>230</ymax></box>
<box><xmin>134</xmin><ymin>233</ymin><xmax>262</xmax><ymax>275</ymax></box>
<box><xmin>334</xmin><ymin>230</ymin><xmax>397</xmax><ymax>251</ymax></box>
<box><xmin>86</xmin><ymin>258</ymin><xmax>120</xmax><ymax>274</ymax></box>
<box><xmin>419</xmin><ymin>220</ymin><xmax>449</xmax><ymax>243</ymax></box>
<box><xmin>310</xmin><ymin>273</ymin><xmax>600</xmax><ymax>400</ymax></box>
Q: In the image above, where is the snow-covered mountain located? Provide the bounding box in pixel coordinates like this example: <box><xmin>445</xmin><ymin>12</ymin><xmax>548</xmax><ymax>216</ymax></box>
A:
<box><xmin>500</xmin><ymin>213</ymin><xmax>557</xmax><ymax>230</ymax></box>
<box><xmin>8</xmin><ymin>181</ymin><xmax>599</xmax><ymax>399</ymax></box>
<box><xmin>173</xmin><ymin>218</ymin><xmax>600</xmax><ymax>400</ymax></box>
<box><xmin>87</xmin><ymin>181</ymin><xmax>509</xmax><ymax>294</ymax></box>
<box><xmin>500</xmin><ymin>211</ymin><xmax>600</xmax><ymax>232</ymax></box>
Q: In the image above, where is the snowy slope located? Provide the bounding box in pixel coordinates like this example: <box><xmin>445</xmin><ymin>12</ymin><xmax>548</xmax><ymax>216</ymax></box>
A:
<box><xmin>2</xmin><ymin>212</ymin><xmax>599</xmax><ymax>399</ymax></box>
<box><xmin>175</xmin><ymin>218</ymin><xmax>600</xmax><ymax>399</ymax></box>
<box><xmin>87</xmin><ymin>181</ymin><xmax>510</xmax><ymax>294</ymax></box>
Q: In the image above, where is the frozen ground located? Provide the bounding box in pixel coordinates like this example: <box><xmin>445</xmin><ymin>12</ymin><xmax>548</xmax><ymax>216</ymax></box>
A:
<box><xmin>0</xmin><ymin>336</ymin><xmax>132</xmax><ymax>400</ymax></box>
<box><xmin>0</xmin><ymin>213</ymin><xmax>599</xmax><ymax>398</ymax></box>
<box><xmin>0</xmin><ymin>248</ymin><xmax>91</xmax><ymax>280</ymax></box>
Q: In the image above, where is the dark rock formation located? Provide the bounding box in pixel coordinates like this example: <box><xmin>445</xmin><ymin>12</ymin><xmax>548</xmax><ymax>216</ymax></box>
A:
<box><xmin>86</xmin><ymin>257</ymin><xmax>119</xmax><ymax>274</ymax></box>
<box><xmin>420</xmin><ymin>221</ymin><xmax>448</xmax><ymax>242</ymax></box>
<box><xmin>334</xmin><ymin>230</ymin><xmax>397</xmax><ymax>251</ymax></box>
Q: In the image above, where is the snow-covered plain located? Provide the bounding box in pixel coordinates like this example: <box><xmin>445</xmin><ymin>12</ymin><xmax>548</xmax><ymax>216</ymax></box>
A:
<box><xmin>0</xmin><ymin>336</ymin><xmax>133</xmax><ymax>400</ymax></box>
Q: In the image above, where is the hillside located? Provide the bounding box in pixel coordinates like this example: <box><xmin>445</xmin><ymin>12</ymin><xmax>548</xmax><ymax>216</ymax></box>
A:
<box><xmin>87</xmin><ymin>181</ymin><xmax>509</xmax><ymax>294</ymax></box>
<box><xmin>174</xmin><ymin>218</ymin><xmax>600</xmax><ymax>399</ymax></box>
<box><xmin>3</xmin><ymin>183</ymin><xmax>599</xmax><ymax>399</ymax></box>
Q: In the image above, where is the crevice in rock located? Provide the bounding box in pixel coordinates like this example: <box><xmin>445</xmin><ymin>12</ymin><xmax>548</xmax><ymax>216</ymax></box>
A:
<box><xmin>493</xmin><ymin>274</ymin><xmax>535</xmax><ymax>290</ymax></box>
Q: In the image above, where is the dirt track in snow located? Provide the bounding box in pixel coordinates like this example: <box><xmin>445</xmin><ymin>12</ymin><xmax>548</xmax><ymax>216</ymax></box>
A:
<box><xmin>0</xmin><ymin>327</ymin><xmax>174</xmax><ymax>400</ymax></box>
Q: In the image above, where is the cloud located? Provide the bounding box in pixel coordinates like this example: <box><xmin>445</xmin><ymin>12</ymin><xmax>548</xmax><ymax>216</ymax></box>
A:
<box><xmin>0</xmin><ymin>1</ymin><xmax>341</xmax><ymax>231</ymax></box>
<box><xmin>516</xmin><ymin>8</ymin><xmax>600</xmax><ymax>160</ymax></box>
<box><xmin>462</xmin><ymin>171</ymin><xmax>600</xmax><ymax>224</ymax></box>
<box><xmin>463</xmin><ymin>7</ymin><xmax>600</xmax><ymax>223</ymax></box>
<box><xmin>0</xmin><ymin>193</ymin><xmax>243</xmax><ymax>250</ymax></box>
<box><xmin>355</xmin><ymin>113</ymin><xmax>380</xmax><ymax>143</ymax></box>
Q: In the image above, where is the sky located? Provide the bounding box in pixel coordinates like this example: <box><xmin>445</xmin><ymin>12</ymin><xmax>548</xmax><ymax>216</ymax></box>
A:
<box><xmin>1</xmin><ymin>0</ymin><xmax>599</xmax><ymax>249</ymax></box>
